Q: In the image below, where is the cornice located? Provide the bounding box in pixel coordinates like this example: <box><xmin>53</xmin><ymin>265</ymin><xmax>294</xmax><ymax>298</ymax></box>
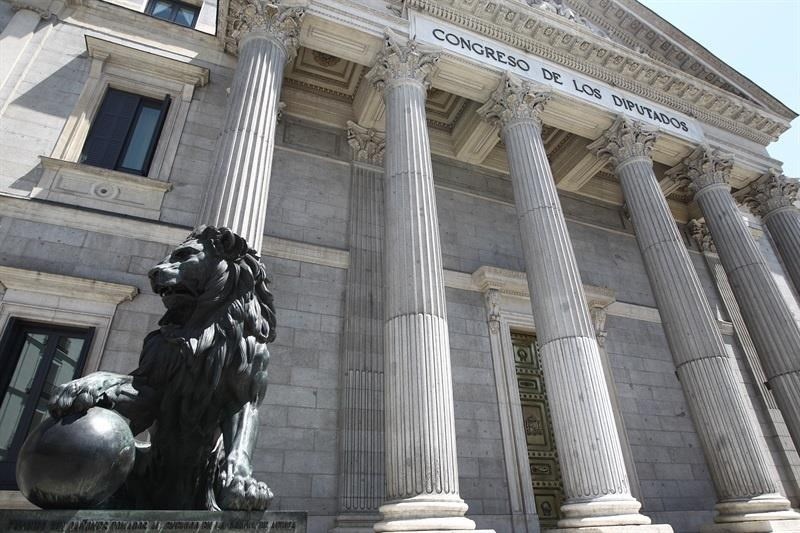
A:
<box><xmin>404</xmin><ymin>0</ymin><xmax>789</xmax><ymax>146</ymax></box>
<box><xmin>0</xmin><ymin>266</ymin><xmax>138</xmax><ymax>304</ymax></box>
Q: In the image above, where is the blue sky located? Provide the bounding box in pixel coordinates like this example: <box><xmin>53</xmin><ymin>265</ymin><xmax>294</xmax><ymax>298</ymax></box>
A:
<box><xmin>638</xmin><ymin>0</ymin><xmax>800</xmax><ymax>177</ymax></box>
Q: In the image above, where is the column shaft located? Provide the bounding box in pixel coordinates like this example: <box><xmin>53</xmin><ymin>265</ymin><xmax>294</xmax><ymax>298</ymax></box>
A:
<box><xmin>765</xmin><ymin>208</ymin><xmax>800</xmax><ymax>296</ymax></box>
<box><xmin>369</xmin><ymin>32</ymin><xmax>476</xmax><ymax>533</ymax></box>
<box><xmin>693</xmin><ymin>183</ymin><xmax>800</xmax><ymax>451</ymax></box>
<box><xmin>198</xmin><ymin>36</ymin><xmax>284</xmax><ymax>250</ymax></box>
<box><xmin>336</xmin><ymin>123</ymin><xmax>386</xmax><ymax>530</ymax></box>
<box><xmin>608</xmin><ymin>149</ymin><xmax>793</xmax><ymax>524</ymax></box>
<box><xmin>505</xmin><ymin>119</ymin><xmax>645</xmax><ymax>527</ymax></box>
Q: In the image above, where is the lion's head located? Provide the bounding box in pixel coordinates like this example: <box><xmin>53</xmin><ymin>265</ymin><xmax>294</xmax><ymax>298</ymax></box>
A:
<box><xmin>148</xmin><ymin>226</ymin><xmax>276</xmax><ymax>347</ymax></box>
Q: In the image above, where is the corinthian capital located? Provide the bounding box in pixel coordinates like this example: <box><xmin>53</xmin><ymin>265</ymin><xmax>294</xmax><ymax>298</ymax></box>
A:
<box><xmin>742</xmin><ymin>170</ymin><xmax>800</xmax><ymax>218</ymax></box>
<box><xmin>588</xmin><ymin>116</ymin><xmax>657</xmax><ymax>167</ymax></box>
<box><xmin>668</xmin><ymin>146</ymin><xmax>733</xmax><ymax>194</ymax></box>
<box><xmin>225</xmin><ymin>0</ymin><xmax>305</xmax><ymax>60</ymax></box>
<box><xmin>366</xmin><ymin>30</ymin><xmax>440</xmax><ymax>91</ymax></box>
<box><xmin>347</xmin><ymin>121</ymin><xmax>385</xmax><ymax>165</ymax></box>
<box><xmin>476</xmin><ymin>73</ymin><xmax>551</xmax><ymax>129</ymax></box>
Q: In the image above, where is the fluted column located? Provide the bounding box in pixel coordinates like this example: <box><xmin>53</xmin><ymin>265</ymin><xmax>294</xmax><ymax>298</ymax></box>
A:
<box><xmin>672</xmin><ymin>150</ymin><xmax>800</xmax><ymax>452</ymax></box>
<box><xmin>589</xmin><ymin>117</ymin><xmax>798</xmax><ymax>531</ymax></box>
<box><xmin>197</xmin><ymin>0</ymin><xmax>304</xmax><ymax>250</ymax></box>
<box><xmin>366</xmin><ymin>31</ymin><xmax>477</xmax><ymax>533</ymax></box>
<box><xmin>477</xmin><ymin>75</ymin><xmax>662</xmax><ymax>532</ymax></box>
<box><xmin>744</xmin><ymin>171</ymin><xmax>800</xmax><ymax>295</ymax></box>
<box><xmin>335</xmin><ymin>122</ymin><xmax>386</xmax><ymax>532</ymax></box>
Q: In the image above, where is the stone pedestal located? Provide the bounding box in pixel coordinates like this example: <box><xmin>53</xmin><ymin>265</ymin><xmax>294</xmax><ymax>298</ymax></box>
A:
<box><xmin>0</xmin><ymin>509</ymin><xmax>307</xmax><ymax>532</ymax></box>
<box><xmin>477</xmin><ymin>75</ymin><xmax>662</xmax><ymax>532</ymax></box>
<box><xmin>197</xmin><ymin>0</ymin><xmax>304</xmax><ymax>251</ymax></box>
<box><xmin>366</xmin><ymin>31</ymin><xmax>479</xmax><ymax>533</ymax></box>
<box><xmin>589</xmin><ymin>117</ymin><xmax>799</xmax><ymax>531</ymax></box>
<box><xmin>674</xmin><ymin>151</ymin><xmax>800</xmax><ymax>452</ymax></box>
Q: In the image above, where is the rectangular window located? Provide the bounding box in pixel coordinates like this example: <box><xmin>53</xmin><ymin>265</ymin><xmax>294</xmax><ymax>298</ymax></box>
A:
<box><xmin>145</xmin><ymin>0</ymin><xmax>199</xmax><ymax>28</ymax></box>
<box><xmin>80</xmin><ymin>88</ymin><xmax>170</xmax><ymax>176</ymax></box>
<box><xmin>0</xmin><ymin>320</ymin><xmax>93</xmax><ymax>489</ymax></box>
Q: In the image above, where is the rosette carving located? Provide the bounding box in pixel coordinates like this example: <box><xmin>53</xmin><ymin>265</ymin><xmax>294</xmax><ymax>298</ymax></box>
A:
<box><xmin>366</xmin><ymin>29</ymin><xmax>440</xmax><ymax>90</ymax></box>
<box><xmin>476</xmin><ymin>72</ymin><xmax>551</xmax><ymax>129</ymax></box>
<box><xmin>588</xmin><ymin>116</ymin><xmax>657</xmax><ymax>167</ymax></box>
<box><xmin>347</xmin><ymin>121</ymin><xmax>385</xmax><ymax>165</ymax></box>
<box><xmin>742</xmin><ymin>170</ymin><xmax>800</xmax><ymax>218</ymax></box>
<box><xmin>225</xmin><ymin>0</ymin><xmax>305</xmax><ymax>59</ymax></box>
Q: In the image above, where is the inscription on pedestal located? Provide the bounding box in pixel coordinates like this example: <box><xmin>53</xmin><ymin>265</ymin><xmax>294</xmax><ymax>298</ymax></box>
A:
<box><xmin>0</xmin><ymin>510</ymin><xmax>307</xmax><ymax>533</ymax></box>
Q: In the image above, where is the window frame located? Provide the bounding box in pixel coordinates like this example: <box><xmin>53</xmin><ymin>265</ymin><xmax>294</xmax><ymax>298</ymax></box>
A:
<box><xmin>80</xmin><ymin>88</ymin><xmax>172</xmax><ymax>177</ymax></box>
<box><xmin>0</xmin><ymin>319</ymin><xmax>95</xmax><ymax>490</ymax></box>
<box><xmin>145</xmin><ymin>0</ymin><xmax>200</xmax><ymax>28</ymax></box>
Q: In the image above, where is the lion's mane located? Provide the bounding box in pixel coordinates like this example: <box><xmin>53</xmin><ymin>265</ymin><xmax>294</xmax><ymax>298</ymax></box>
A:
<box><xmin>127</xmin><ymin>226</ymin><xmax>277</xmax><ymax>509</ymax></box>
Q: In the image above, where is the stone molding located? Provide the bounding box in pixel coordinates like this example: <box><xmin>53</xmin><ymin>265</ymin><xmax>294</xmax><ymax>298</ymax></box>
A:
<box><xmin>741</xmin><ymin>170</ymin><xmax>800</xmax><ymax>218</ymax></box>
<box><xmin>224</xmin><ymin>0</ymin><xmax>306</xmax><ymax>59</ymax></box>
<box><xmin>588</xmin><ymin>116</ymin><xmax>657</xmax><ymax>168</ymax></box>
<box><xmin>476</xmin><ymin>73</ymin><xmax>551</xmax><ymax>130</ymax></box>
<box><xmin>34</xmin><ymin>157</ymin><xmax>174</xmax><ymax>220</ymax></box>
<box><xmin>668</xmin><ymin>146</ymin><xmax>734</xmax><ymax>195</ymax></box>
<box><xmin>0</xmin><ymin>266</ymin><xmax>137</xmax><ymax>304</ymax></box>
<box><xmin>403</xmin><ymin>0</ymin><xmax>789</xmax><ymax>145</ymax></box>
<box><xmin>346</xmin><ymin>120</ymin><xmax>385</xmax><ymax>165</ymax></box>
<box><xmin>688</xmin><ymin>218</ymin><xmax>716</xmax><ymax>254</ymax></box>
<box><xmin>365</xmin><ymin>29</ymin><xmax>440</xmax><ymax>91</ymax></box>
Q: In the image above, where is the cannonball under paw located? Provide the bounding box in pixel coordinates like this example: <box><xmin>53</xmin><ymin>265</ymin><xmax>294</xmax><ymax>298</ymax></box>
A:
<box><xmin>16</xmin><ymin>407</ymin><xmax>135</xmax><ymax>509</ymax></box>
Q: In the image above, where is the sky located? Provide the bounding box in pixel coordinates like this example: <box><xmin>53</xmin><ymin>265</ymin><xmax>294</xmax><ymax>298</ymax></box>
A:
<box><xmin>637</xmin><ymin>0</ymin><xmax>800</xmax><ymax>177</ymax></box>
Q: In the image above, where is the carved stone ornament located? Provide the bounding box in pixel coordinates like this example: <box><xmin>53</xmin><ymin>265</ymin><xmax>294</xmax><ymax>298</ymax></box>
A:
<box><xmin>742</xmin><ymin>170</ymin><xmax>800</xmax><ymax>218</ymax></box>
<box><xmin>346</xmin><ymin>121</ymin><xmax>386</xmax><ymax>165</ymax></box>
<box><xmin>476</xmin><ymin>72</ymin><xmax>551</xmax><ymax>129</ymax></box>
<box><xmin>526</xmin><ymin>0</ymin><xmax>609</xmax><ymax>39</ymax></box>
<box><xmin>688</xmin><ymin>218</ymin><xmax>716</xmax><ymax>253</ymax></box>
<box><xmin>485</xmin><ymin>288</ymin><xmax>501</xmax><ymax>334</ymax></box>
<box><xmin>588</xmin><ymin>116</ymin><xmax>657</xmax><ymax>167</ymax></box>
<box><xmin>225</xmin><ymin>0</ymin><xmax>305</xmax><ymax>59</ymax></box>
<box><xmin>668</xmin><ymin>146</ymin><xmax>733</xmax><ymax>194</ymax></box>
<box><xmin>366</xmin><ymin>29</ymin><xmax>441</xmax><ymax>91</ymax></box>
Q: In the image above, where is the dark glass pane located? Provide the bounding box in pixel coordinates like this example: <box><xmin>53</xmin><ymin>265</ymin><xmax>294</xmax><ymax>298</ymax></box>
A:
<box><xmin>0</xmin><ymin>333</ymin><xmax>48</xmax><ymax>460</ymax></box>
<box><xmin>174</xmin><ymin>6</ymin><xmax>197</xmax><ymax>27</ymax></box>
<box><xmin>119</xmin><ymin>104</ymin><xmax>162</xmax><ymax>173</ymax></box>
<box><xmin>150</xmin><ymin>0</ymin><xmax>174</xmax><ymax>21</ymax></box>
<box><xmin>81</xmin><ymin>89</ymin><xmax>140</xmax><ymax>170</ymax></box>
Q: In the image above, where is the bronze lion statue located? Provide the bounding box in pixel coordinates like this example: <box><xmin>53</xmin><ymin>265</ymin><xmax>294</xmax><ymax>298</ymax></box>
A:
<box><xmin>47</xmin><ymin>226</ymin><xmax>276</xmax><ymax>510</ymax></box>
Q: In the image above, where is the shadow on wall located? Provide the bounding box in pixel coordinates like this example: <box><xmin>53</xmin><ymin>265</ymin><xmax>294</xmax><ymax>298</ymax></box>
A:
<box><xmin>2</xmin><ymin>55</ymin><xmax>89</xmax><ymax>194</ymax></box>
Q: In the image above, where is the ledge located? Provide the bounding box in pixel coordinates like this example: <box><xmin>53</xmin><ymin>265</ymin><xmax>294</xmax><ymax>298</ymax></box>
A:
<box><xmin>0</xmin><ymin>266</ymin><xmax>138</xmax><ymax>304</ymax></box>
<box><xmin>33</xmin><ymin>157</ymin><xmax>173</xmax><ymax>220</ymax></box>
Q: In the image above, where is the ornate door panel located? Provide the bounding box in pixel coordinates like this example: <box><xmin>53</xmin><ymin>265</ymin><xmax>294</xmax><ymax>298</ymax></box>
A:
<box><xmin>512</xmin><ymin>332</ymin><xmax>563</xmax><ymax>528</ymax></box>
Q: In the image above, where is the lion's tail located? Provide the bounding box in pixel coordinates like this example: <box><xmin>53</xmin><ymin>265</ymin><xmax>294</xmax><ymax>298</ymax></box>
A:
<box><xmin>201</xmin><ymin>436</ymin><xmax>225</xmax><ymax>511</ymax></box>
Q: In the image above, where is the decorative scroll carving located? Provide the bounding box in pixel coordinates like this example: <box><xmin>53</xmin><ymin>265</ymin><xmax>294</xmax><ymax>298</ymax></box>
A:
<box><xmin>365</xmin><ymin>30</ymin><xmax>440</xmax><ymax>90</ymax></box>
<box><xmin>668</xmin><ymin>146</ymin><xmax>733</xmax><ymax>194</ymax></box>
<box><xmin>476</xmin><ymin>73</ymin><xmax>551</xmax><ymax>129</ymax></box>
<box><xmin>741</xmin><ymin>170</ymin><xmax>800</xmax><ymax>218</ymax></box>
<box><xmin>688</xmin><ymin>218</ymin><xmax>716</xmax><ymax>253</ymax></box>
<box><xmin>588</xmin><ymin>116</ymin><xmax>657</xmax><ymax>167</ymax></box>
<box><xmin>346</xmin><ymin>121</ymin><xmax>386</xmax><ymax>165</ymax></box>
<box><xmin>485</xmin><ymin>288</ymin><xmax>501</xmax><ymax>334</ymax></box>
<box><xmin>225</xmin><ymin>0</ymin><xmax>305</xmax><ymax>59</ymax></box>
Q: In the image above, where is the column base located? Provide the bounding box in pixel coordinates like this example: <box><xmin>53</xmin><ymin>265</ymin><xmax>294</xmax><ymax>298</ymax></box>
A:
<box><xmin>557</xmin><ymin>499</ymin><xmax>654</xmax><ymax>528</ymax></box>
<box><xmin>546</xmin><ymin>526</ymin><xmax>673</xmax><ymax>533</ymax></box>
<box><xmin>700</xmin><ymin>518</ymin><xmax>800</xmax><ymax>533</ymax></box>
<box><xmin>700</xmin><ymin>495</ymin><xmax>800</xmax><ymax>533</ymax></box>
<box><xmin>374</xmin><ymin>496</ymin><xmax>484</xmax><ymax>532</ymax></box>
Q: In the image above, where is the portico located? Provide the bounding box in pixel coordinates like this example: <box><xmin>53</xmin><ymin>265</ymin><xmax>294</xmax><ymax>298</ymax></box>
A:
<box><xmin>191</xmin><ymin>0</ymin><xmax>800</xmax><ymax>532</ymax></box>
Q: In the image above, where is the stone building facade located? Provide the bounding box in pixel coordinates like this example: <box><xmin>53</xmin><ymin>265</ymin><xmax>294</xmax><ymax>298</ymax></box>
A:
<box><xmin>0</xmin><ymin>0</ymin><xmax>799</xmax><ymax>532</ymax></box>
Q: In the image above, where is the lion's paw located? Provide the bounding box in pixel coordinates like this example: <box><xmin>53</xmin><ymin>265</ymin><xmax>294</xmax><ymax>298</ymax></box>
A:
<box><xmin>218</xmin><ymin>473</ymin><xmax>273</xmax><ymax>511</ymax></box>
<box><xmin>48</xmin><ymin>373</ymin><xmax>115</xmax><ymax>419</ymax></box>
